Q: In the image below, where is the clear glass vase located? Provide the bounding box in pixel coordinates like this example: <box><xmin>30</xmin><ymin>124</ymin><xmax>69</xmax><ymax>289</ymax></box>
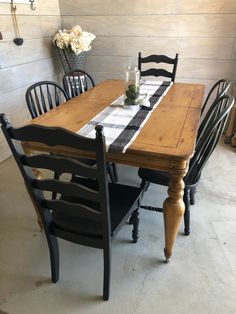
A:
<box><xmin>124</xmin><ymin>66</ymin><xmax>140</xmax><ymax>107</ymax></box>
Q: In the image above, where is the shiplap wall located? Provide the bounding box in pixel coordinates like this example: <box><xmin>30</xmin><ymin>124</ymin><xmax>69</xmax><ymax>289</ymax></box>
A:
<box><xmin>1</xmin><ymin>1</ymin><xmax>236</xmax><ymax>162</ymax></box>
<box><xmin>59</xmin><ymin>0</ymin><xmax>236</xmax><ymax>88</ymax></box>
<box><xmin>0</xmin><ymin>0</ymin><xmax>62</xmax><ymax>162</ymax></box>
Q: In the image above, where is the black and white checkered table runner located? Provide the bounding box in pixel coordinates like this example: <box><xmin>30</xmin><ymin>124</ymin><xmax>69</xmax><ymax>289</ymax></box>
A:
<box><xmin>77</xmin><ymin>80</ymin><xmax>172</xmax><ymax>153</ymax></box>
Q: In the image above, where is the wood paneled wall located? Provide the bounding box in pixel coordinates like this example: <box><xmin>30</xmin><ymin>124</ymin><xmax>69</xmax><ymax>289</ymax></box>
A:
<box><xmin>0</xmin><ymin>0</ymin><xmax>62</xmax><ymax>162</ymax></box>
<box><xmin>1</xmin><ymin>0</ymin><xmax>236</xmax><ymax>162</ymax></box>
<box><xmin>60</xmin><ymin>0</ymin><xmax>236</xmax><ymax>87</ymax></box>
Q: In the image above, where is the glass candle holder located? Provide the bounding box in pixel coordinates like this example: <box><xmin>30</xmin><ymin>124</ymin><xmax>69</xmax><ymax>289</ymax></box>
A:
<box><xmin>124</xmin><ymin>66</ymin><xmax>140</xmax><ymax>106</ymax></box>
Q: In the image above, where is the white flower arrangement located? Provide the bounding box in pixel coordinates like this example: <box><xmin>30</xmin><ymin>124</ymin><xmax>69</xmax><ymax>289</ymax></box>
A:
<box><xmin>52</xmin><ymin>25</ymin><xmax>96</xmax><ymax>55</ymax></box>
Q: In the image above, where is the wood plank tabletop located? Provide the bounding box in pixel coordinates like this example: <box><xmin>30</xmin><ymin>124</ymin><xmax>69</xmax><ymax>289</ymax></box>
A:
<box><xmin>27</xmin><ymin>79</ymin><xmax>205</xmax><ymax>173</ymax></box>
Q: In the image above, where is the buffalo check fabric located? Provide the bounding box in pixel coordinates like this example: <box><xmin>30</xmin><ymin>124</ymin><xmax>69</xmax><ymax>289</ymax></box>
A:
<box><xmin>77</xmin><ymin>80</ymin><xmax>172</xmax><ymax>153</ymax></box>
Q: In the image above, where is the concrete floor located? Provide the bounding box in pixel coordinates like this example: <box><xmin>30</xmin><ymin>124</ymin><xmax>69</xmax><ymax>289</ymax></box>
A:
<box><xmin>0</xmin><ymin>141</ymin><xmax>235</xmax><ymax>314</ymax></box>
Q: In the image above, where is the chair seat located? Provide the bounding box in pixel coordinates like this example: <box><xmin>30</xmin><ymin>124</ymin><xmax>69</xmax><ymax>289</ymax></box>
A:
<box><xmin>138</xmin><ymin>168</ymin><xmax>170</xmax><ymax>186</ymax></box>
<box><xmin>138</xmin><ymin>168</ymin><xmax>200</xmax><ymax>188</ymax></box>
<box><xmin>52</xmin><ymin>177</ymin><xmax>141</xmax><ymax>238</ymax></box>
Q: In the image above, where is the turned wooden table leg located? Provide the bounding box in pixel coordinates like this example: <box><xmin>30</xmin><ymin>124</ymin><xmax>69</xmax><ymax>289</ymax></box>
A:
<box><xmin>22</xmin><ymin>143</ymin><xmax>43</xmax><ymax>231</ymax></box>
<box><xmin>163</xmin><ymin>173</ymin><xmax>185</xmax><ymax>262</ymax></box>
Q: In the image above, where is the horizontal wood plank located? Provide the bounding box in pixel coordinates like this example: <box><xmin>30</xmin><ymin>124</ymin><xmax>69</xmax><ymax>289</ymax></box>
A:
<box><xmin>0</xmin><ymin>38</ymin><xmax>56</xmax><ymax>68</ymax></box>
<box><xmin>0</xmin><ymin>58</ymin><xmax>61</xmax><ymax>95</ymax></box>
<box><xmin>74</xmin><ymin>15</ymin><xmax>236</xmax><ymax>37</ymax></box>
<box><xmin>59</xmin><ymin>0</ymin><xmax>236</xmax><ymax>15</ymax></box>
<box><xmin>0</xmin><ymin>15</ymin><xmax>60</xmax><ymax>42</ymax></box>
<box><xmin>88</xmin><ymin>36</ymin><xmax>234</xmax><ymax>60</ymax></box>
<box><xmin>0</xmin><ymin>1</ymin><xmax>60</xmax><ymax>15</ymax></box>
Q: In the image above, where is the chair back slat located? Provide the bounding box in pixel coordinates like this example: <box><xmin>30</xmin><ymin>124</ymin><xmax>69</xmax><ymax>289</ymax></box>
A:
<box><xmin>25</xmin><ymin>81</ymin><xmax>69</xmax><ymax>119</ymax></box>
<box><xmin>28</xmin><ymin>93</ymin><xmax>38</xmax><ymax>117</ymax></box>
<box><xmin>63</xmin><ymin>69</ymin><xmax>95</xmax><ymax>99</ymax></box>
<box><xmin>33</xmin><ymin>87</ymin><xmax>43</xmax><ymax>116</ymax></box>
<box><xmin>140</xmin><ymin>54</ymin><xmax>177</xmax><ymax>64</ymax></box>
<box><xmin>54</xmin><ymin>85</ymin><xmax>61</xmax><ymax>107</ymax></box>
<box><xmin>33</xmin><ymin>179</ymin><xmax>100</xmax><ymax>202</ymax></box>
<box><xmin>9</xmin><ymin>124</ymin><xmax>96</xmax><ymax>151</ymax></box>
<box><xmin>21</xmin><ymin>154</ymin><xmax>97</xmax><ymax>179</ymax></box>
<box><xmin>140</xmin><ymin>68</ymin><xmax>173</xmax><ymax>79</ymax></box>
<box><xmin>39</xmin><ymin>85</ymin><xmax>47</xmax><ymax>113</ymax></box>
<box><xmin>46</xmin><ymin>84</ymin><xmax>53</xmax><ymax>110</ymax></box>
<box><xmin>83</xmin><ymin>75</ymin><xmax>89</xmax><ymax>91</ymax></box>
<box><xmin>44</xmin><ymin>199</ymin><xmax>102</xmax><ymax>222</ymax></box>
<box><xmin>138</xmin><ymin>52</ymin><xmax>178</xmax><ymax>82</ymax></box>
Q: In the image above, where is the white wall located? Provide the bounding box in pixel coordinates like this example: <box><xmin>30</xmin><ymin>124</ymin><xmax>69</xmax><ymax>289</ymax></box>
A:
<box><xmin>1</xmin><ymin>0</ymin><xmax>236</xmax><ymax>162</ymax></box>
<box><xmin>59</xmin><ymin>0</ymin><xmax>236</xmax><ymax>87</ymax></box>
<box><xmin>0</xmin><ymin>0</ymin><xmax>62</xmax><ymax>162</ymax></box>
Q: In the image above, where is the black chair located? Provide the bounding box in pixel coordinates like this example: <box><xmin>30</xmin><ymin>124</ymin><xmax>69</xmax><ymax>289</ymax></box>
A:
<box><xmin>25</xmin><ymin>81</ymin><xmax>69</xmax><ymax>119</ymax></box>
<box><xmin>138</xmin><ymin>94</ymin><xmax>234</xmax><ymax>236</ymax></box>
<box><xmin>62</xmin><ymin>69</ymin><xmax>95</xmax><ymax>99</ymax></box>
<box><xmin>25</xmin><ymin>79</ymin><xmax>117</xmax><ymax>185</ymax></box>
<box><xmin>26</xmin><ymin>80</ymin><xmax>70</xmax><ymax>198</ymax></box>
<box><xmin>0</xmin><ymin>115</ymin><xmax>144</xmax><ymax>301</ymax></box>
<box><xmin>138</xmin><ymin>52</ymin><xmax>178</xmax><ymax>82</ymax></box>
<box><xmin>201</xmin><ymin>79</ymin><xmax>230</xmax><ymax>116</ymax></box>
<box><xmin>197</xmin><ymin>79</ymin><xmax>230</xmax><ymax>149</ymax></box>
<box><xmin>63</xmin><ymin>69</ymin><xmax>118</xmax><ymax>183</ymax></box>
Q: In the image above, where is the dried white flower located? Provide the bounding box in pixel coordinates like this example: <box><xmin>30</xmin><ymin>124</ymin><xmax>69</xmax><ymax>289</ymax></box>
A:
<box><xmin>52</xmin><ymin>25</ymin><xmax>96</xmax><ymax>54</ymax></box>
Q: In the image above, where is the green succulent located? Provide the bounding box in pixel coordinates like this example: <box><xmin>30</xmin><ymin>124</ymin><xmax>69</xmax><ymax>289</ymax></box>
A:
<box><xmin>128</xmin><ymin>84</ymin><xmax>139</xmax><ymax>93</ymax></box>
<box><xmin>125</xmin><ymin>84</ymin><xmax>140</xmax><ymax>105</ymax></box>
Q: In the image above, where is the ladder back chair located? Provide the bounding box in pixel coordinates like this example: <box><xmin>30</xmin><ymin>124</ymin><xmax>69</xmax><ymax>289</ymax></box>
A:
<box><xmin>0</xmin><ymin>115</ymin><xmax>144</xmax><ymax>301</ymax></box>
<box><xmin>25</xmin><ymin>81</ymin><xmax>69</xmax><ymax>119</ymax></box>
<box><xmin>25</xmin><ymin>80</ymin><xmax>70</xmax><ymax>198</ymax></box>
<box><xmin>138</xmin><ymin>94</ymin><xmax>235</xmax><ymax>236</ymax></box>
<box><xmin>138</xmin><ymin>52</ymin><xmax>178</xmax><ymax>82</ymax></box>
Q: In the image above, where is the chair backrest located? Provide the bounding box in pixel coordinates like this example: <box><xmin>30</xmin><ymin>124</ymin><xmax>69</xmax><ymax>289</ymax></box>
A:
<box><xmin>185</xmin><ymin>95</ymin><xmax>235</xmax><ymax>185</ymax></box>
<box><xmin>25</xmin><ymin>81</ymin><xmax>69</xmax><ymax>119</ymax></box>
<box><xmin>0</xmin><ymin>115</ymin><xmax>110</xmax><ymax>248</ymax></box>
<box><xmin>62</xmin><ymin>69</ymin><xmax>95</xmax><ymax>99</ymax></box>
<box><xmin>201</xmin><ymin>79</ymin><xmax>230</xmax><ymax>116</ymax></box>
<box><xmin>138</xmin><ymin>52</ymin><xmax>178</xmax><ymax>82</ymax></box>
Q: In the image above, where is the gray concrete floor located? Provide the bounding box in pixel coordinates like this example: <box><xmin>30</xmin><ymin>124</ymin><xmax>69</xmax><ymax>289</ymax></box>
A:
<box><xmin>0</xmin><ymin>142</ymin><xmax>236</xmax><ymax>314</ymax></box>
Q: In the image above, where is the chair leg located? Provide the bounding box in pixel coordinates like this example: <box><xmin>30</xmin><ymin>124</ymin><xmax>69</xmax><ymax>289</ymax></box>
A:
<box><xmin>46</xmin><ymin>234</ymin><xmax>59</xmax><ymax>283</ymax></box>
<box><xmin>128</xmin><ymin>214</ymin><xmax>134</xmax><ymax>225</ymax></box>
<box><xmin>131</xmin><ymin>208</ymin><xmax>140</xmax><ymax>243</ymax></box>
<box><xmin>140</xmin><ymin>179</ymin><xmax>150</xmax><ymax>192</ymax></box>
<box><xmin>112</xmin><ymin>163</ymin><xmax>118</xmax><ymax>182</ymax></box>
<box><xmin>190</xmin><ymin>187</ymin><xmax>196</xmax><ymax>205</ymax></box>
<box><xmin>103</xmin><ymin>245</ymin><xmax>111</xmax><ymax>301</ymax></box>
<box><xmin>128</xmin><ymin>180</ymin><xmax>150</xmax><ymax>226</ymax></box>
<box><xmin>107</xmin><ymin>163</ymin><xmax>116</xmax><ymax>183</ymax></box>
<box><xmin>183</xmin><ymin>189</ymin><xmax>190</xmax><ymax>236</ymax></box>
<box><xmin>52</xmin><ymin>172</ymin><xmax>59</xmax><ymax>199</ymax></box>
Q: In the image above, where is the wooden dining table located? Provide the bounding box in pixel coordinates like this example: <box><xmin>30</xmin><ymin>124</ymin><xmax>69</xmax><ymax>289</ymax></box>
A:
<box><xmin>23</xmin><ymin>79</ymin><xmax>205</xmax><ymax>261</ymax></box>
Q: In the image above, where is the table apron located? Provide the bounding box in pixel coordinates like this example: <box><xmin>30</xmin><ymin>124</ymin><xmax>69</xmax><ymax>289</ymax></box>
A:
<box><xmin>22</xmin><ymin>142</ymin><xmax>189</xmax><ymax>175</ymax></box>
